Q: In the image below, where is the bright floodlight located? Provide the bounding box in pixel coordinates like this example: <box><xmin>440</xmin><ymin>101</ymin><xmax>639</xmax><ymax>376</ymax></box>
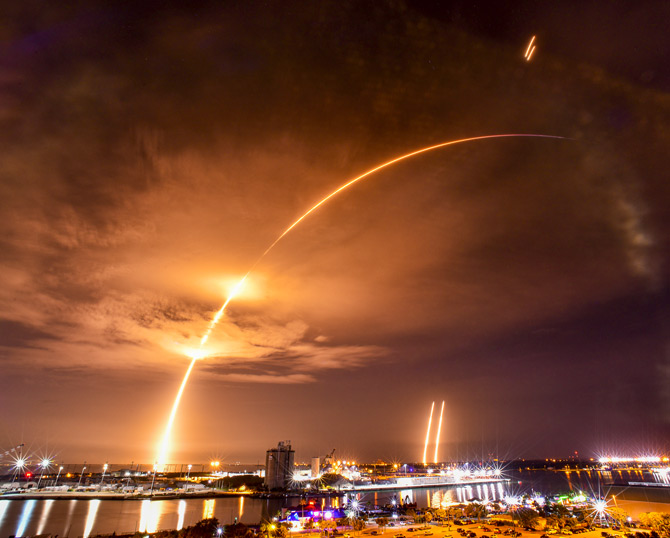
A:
<box><xmin>594</xmin><ymin>499</ymin><xmax>607</xmax><ymax>515</ymax></box>
<box><xmin>41</xmin><ymin>459</ymin><xmax>51</xmax><ymax>468</ymax></box>
<box><xmin>14</xmin><ymin>458</ymin><xmax>26</xmax><ymax>469</ymax></box>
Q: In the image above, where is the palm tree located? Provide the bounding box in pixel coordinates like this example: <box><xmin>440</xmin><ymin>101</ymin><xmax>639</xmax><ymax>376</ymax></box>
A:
<box><xmin>376</xmin><ymin>517</ymin><xmax>390</xmax><ymax>532</ymax></box>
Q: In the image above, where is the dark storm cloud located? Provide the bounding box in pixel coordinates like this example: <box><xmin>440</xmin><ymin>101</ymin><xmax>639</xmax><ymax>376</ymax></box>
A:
<box><xmin>0</xmin><ymin>0</ymin><xmax>668</xmax><ymax>461</ymax></box>
<box><xmin>0</xmin><ymin>320</ymin><xmax>56</xmax><ymax>348</ymax></box>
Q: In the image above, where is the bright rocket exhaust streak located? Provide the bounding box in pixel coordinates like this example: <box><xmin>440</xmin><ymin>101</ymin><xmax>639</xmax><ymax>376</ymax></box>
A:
<box><xmin>158</xmin><ymin>133</ymin><xmax>567</xmax><ymax>465</ymax></box>
<box><xmin>434</xmin><ymin>400</ymin><xmax>445</xmax><ymax>463</ymax></box>
<box><xmin>156</xmin><ymin>357</ymin><xmax>197</xmax><ymax>468</ymax></box>
<box><xmin>423</xmin><ymin>401</ymin><xmax>435</xmax><ymax>465</ymax></box>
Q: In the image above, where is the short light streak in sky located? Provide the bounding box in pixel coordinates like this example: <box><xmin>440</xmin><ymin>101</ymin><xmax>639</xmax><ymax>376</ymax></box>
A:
<box><xmin>83</xmin><ymin>500</ymin><xmax>101</xmax><ymax>538</ymax></box>
<box><xmin>433</xmin><ymin>400</ymin><xmax>445</xmax><ymax>463</ymax></box>
<box><xmin>423</xmin><ymin>401</ymin><xmax>435</xmax><ymax>465</ymax></box>
<box><xmin>524</xmin><ymin>36</ymin><xmax>536</xmax><ymax>61</ymax></box>
<box><xmin>15</xmin><ymin>499</ymin><xmax>36</xmax><ymax>537</ymax></box>
<box><xmin>157</xmin><ymin>133</ymin><xmax>568</xmax><ymax>466</ymax></box>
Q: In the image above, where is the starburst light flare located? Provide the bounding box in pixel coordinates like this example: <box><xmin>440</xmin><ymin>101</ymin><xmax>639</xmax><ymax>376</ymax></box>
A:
<box><xmin>157</xmin><ymin>133</ymin><xmax>568</xmax><ymax>466</ymax></box>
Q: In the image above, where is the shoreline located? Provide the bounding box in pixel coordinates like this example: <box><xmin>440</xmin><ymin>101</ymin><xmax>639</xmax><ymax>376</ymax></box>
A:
<box><xmin>0</xmin><ymin>478</ymin><xmax>510</xmax><ymax>501</ymax></box>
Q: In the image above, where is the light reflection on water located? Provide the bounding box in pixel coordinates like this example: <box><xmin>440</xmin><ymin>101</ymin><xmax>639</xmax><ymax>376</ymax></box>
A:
<box><xmin>203</xmin><ymin>499</ymin><xmax>215</xmax><ymax>520</ymax></box>
<box><xmin>16</xmin><ymin>499</ymin><xmax>36</xmax><ymax>537</ymax></box>
<box><xmin>63</xmin><ymin>499</ymin><xmax>77</xmax><ymax>537</ymax></box>
<box><xmin>0</xmin><ymin>500</ymin><xmax>9</xmax><ymax>527</ymax></box>
<box><xmin>83</xmin><ymin>500</ymin><xmax>101</xmax><ymax>538</ymax></box>
<box><xmin>177</xmin><ymin>500</ymin><xmax>186</xmax><ymax>530</ymax></box>
<box><xmin>37</xmin><ymin>499</ymin><xmax>54</xmax><ymax>535</ymax></box>
<box><xmin>138</xmin><ymin>500</ymin><xmax>164</xmax><ymax>534</ymax></box>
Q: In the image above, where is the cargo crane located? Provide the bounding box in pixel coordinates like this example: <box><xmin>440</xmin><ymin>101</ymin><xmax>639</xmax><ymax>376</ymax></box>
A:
<box><xmin>322</xmin><ymin>449</ymin><xmax>336</xmax><ymax>473</ymax></box>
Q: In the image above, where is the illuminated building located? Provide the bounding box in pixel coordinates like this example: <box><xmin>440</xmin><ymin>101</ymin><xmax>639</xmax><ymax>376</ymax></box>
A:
<box><xmin>311</xmin><ymin>457</ymin><xmax>320</xmax><ymax>478</ymax></box>
<box><xmin>264</xmin><ymin>440</ymin><xmax>295</xmax><ymax>490</ymax></box>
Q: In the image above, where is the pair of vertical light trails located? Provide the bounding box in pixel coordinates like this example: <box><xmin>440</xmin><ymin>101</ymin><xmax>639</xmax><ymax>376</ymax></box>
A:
<box><xmin>156</xmin><ymin>133</ymin><xmax>567</xmax><ymax>467</ymax></box>
<box><xmin>423</xmin><ymin>400</ymin><xmax>445</xmax><ymax>465</ymax></box>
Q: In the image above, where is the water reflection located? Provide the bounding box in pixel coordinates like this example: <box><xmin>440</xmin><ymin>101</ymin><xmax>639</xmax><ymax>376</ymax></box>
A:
<box><xmin>83</xmin><ymin>500</ymin><xmax>101</xmax><ymax>538</ymax></box>
<box><xmin>16</xmin><ymin>499</ymin><xmax>36</xmax><ymax>537</ymax></box>
<box><xmin>139</xmin><ymin>500</ymin><xmax>164</xmax><ymax>534</ymax></box>
<box><xmin>177</xmin><ymin>500</ymin><xmax>186</xmax><ymax>531</ymax></box>
<box><xmin>239</xmin><ymin>496</ymin><xmax>245</xmax><ymax>519</ymax></box>
<box><xmin>0</xmin><ymin>501</ymin><xmax>9</xmax><ymax>528</ymax></box>
<box><xmin>203</xmin><ymin>499</ymin><xmax>215</xmax><ymax>520</ymax></box>
<box><xmin>63</xmin><ymin>499</ymin><xmax>77</xmax><ymax>537</ymax></box>
<box><xmin>37</xmin><ymin>499</ymin><xmax>55</xmax><ymax>535</ymax></box>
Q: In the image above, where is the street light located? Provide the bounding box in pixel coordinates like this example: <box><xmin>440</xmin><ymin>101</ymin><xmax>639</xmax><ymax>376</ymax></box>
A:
<box><xmin>100</xmin><ymin>463</ymin><xmax>108</xmax><ymax>486</ymax></box>
<box><xmin>150</xmin><ymin>462</ymin><xmax>158</xmax><ymax>495</ymax></box>
<box><xmin>37</xmin><ymin>459</ymin><xmax>51</xmax><ymax>488</ymax></box>
<box><xmin>55</xmin><ymin>466</ymin><xmax>64</xmax><ymax>486</ymax></box>
<box><xmin>12</xmin><ymin>458</ymin><xmax>27</xmax><ymax>484</ymax></box>
<box><xmin>78</xmin><ymin>464</ymin><xmax>87</xmax><ymax>488</ymax></box>
<box><xmin>186</xmin><ymin>464</ymin><xmax>192</xmax><ymax>480</ymax></box>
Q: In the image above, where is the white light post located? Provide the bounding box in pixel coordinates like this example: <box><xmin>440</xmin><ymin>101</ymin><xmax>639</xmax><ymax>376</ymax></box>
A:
<box><xmin>12</xmin><ymin>458</ymin><xmax>27</xmax><ymax>484</ymax></box>
<box><xmin>100</xmin><ymin>463</ymin><xmax>108</xmax><ymax>487</ymax></box>
<box><xmin>186</xmin><ymin>464</ymin><xmax>192</xmax><ymax>480</ymax></box>
<box><xmin>78</xmin><ymin>464</ymin><xmax>87</xmax><ymax>488</ymax></box>
<box><xmin>55</xmin><ymin>466</ymin><xmax>64</xmax><ymax>486</ymax></box>
<box><xmin>150</xmin><ymin>462</ymin><xmax>158</xmax><ymax>495</ymax></box>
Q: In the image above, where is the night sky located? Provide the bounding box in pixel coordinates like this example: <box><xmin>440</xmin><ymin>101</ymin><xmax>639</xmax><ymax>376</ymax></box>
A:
<box><xmin>1</xmin><ymin>0</ymin><xmax>668</xmax><ymax>465</ymax></box>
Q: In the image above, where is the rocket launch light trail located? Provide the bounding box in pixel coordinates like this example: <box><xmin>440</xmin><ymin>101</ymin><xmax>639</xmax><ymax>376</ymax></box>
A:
<box><xmin>524</xmin><ymin>36</ymin><xmax>536</xmax><ymax>61</ymax></box>
<box><xmin>156</xmin><ymin>356</ymin><xmax>197</xmax><ymax>469</ymax></box>
<box><xmin>157</xmin><ymin>133</ymin><xmax>568</xmax><ymax>466</ymax></box>
<box><xmin>423</xmin><ymin>401</ymin><xmax>435</xmax><ymax>465</ymax></box>
<box><xmin>434</xmin><ymin>400</ymin><xmax>445</xmax><ymax>463</ymax></box>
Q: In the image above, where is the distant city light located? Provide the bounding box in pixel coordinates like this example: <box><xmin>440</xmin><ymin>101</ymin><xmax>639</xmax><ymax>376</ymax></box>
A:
<box><xmin>598</xmin><ymin>456</ymin><xmax>662</xmax><ymax>464</ymax></box>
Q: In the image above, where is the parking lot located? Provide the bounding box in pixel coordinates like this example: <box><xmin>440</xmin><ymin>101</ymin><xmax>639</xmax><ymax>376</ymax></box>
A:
<box><xmin>354</xmin><ymin>521</ymin><xmax>640</xmax><ymax>538</ymax></box>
